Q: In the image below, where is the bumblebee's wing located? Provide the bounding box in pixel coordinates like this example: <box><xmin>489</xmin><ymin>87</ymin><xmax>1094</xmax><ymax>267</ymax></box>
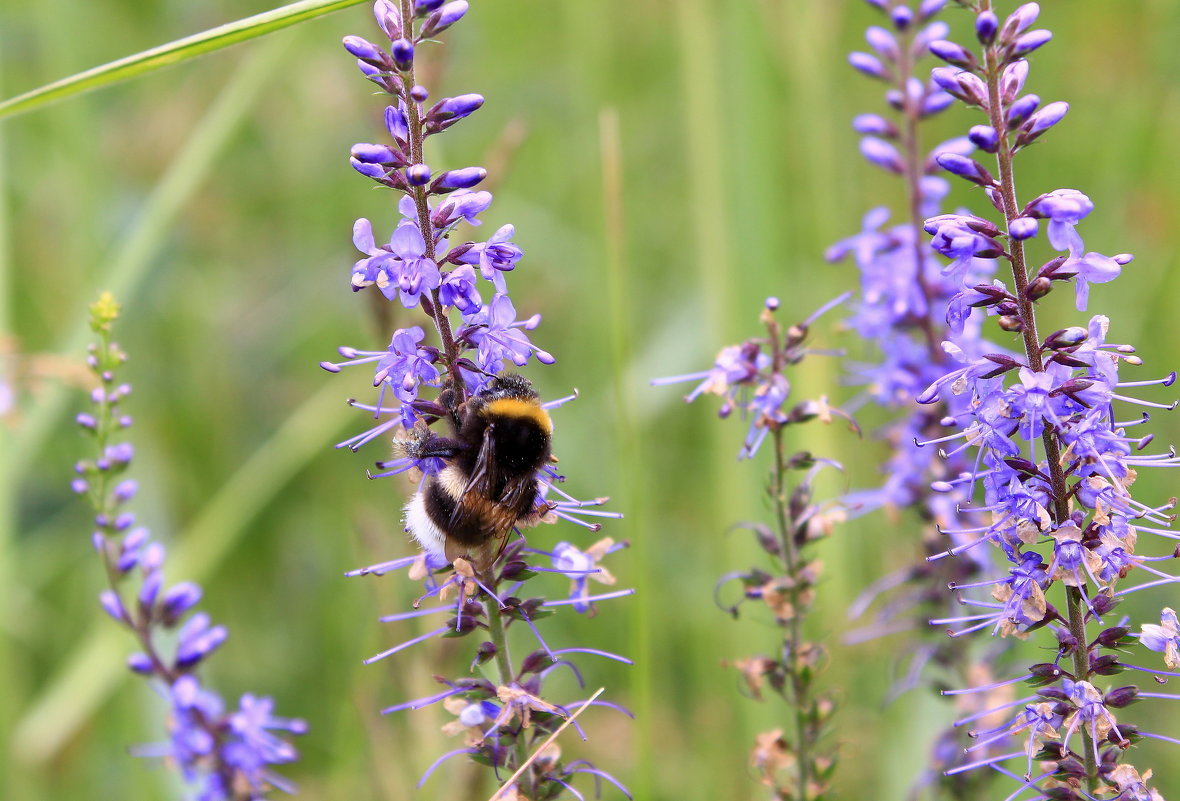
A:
<box><xmin>497</xmin><ymin>472</ymin><xmax>541</xmax><ymax>518</ymax></box>
<box><xmin>448</xmin><ymin>422</ymin><xmax>514</xmax><ymax>539</ymax></box>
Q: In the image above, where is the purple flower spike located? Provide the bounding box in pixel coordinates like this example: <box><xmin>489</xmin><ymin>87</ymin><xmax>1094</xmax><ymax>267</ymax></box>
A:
<box><xmin>331</xmin><ymin>5</ymin><xmax>632</xmax><ymax>794</ymax></box>
<box><xmin>77</xmin><ymin>296</ymin><xmax>305</xmax><ymax>796</ymax></box>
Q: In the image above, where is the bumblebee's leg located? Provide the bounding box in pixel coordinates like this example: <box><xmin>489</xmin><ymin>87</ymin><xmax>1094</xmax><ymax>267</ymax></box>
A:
<box><xmin>401</xmin><ymin>423</ymin><xmax>464</xmax><ymax>460</ymax></box>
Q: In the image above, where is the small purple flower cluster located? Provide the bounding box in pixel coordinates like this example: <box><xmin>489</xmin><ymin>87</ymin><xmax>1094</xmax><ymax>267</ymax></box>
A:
<box><xmin>915</xmin><ymin>4</ymin><xmax>1179</xmax><ymax>797</ymax></box>
<box><xmin>831</xmin><ymin>1</ymin><xmax>1008</xmax><ymax>793</ymax></box>
<box><xmin>656</xmin><ymin>298</ymin><xmax>852</xmax><ymax>800</ymax></box>
<box><xmin>323</xmin><ymin>3</ymin><xmax>631</xmax><ymax>796</ymax></box>
<box><xmin>73</xmin><ymin>294</ymin><xmax>305</xmax><ymax>801</ymax></box>
<box><xmin>653</xmin><ymin>295</ymin><xmax>854</xmax><ymax>460</ymax></box>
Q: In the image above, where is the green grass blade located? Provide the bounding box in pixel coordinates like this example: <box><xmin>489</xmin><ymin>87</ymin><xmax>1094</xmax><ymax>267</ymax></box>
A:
<box><xmin>5</xmin><ymin>35</ymin><xmax>290</xmax><ymax>494</ymax></box>
<box><xmin>0</xmin><ymin>0</ymin><xmax>365</xmax><ymax>120</ymax></box>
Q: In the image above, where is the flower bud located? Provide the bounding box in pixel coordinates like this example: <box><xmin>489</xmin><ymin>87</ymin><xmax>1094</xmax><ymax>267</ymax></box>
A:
<box><xmin>1089</xmin><ymin>654</ymin><xmax>1122</xmax><ymax>675</ymax></box>
<box><xmin>860</xmin><ymin>137</ymin><xmax>904</xmax><ymax>173</ymax></box>
<box><xmin>390</xmin><ymin>38</ymin><xmax>414</xmax><ymax>72</ymax></box>
<box><xmin>1006</xmin><ymin>94</ymin><xmax>1040</xmax><ymax>128</ymax></box>
<box><xmin>520</xmin><ymin>649</ymin><xmax>555</xmax><ymax>674</ymax></box>
<box><xmin>852</xmin><ymin>113</ymin><xmax>897</xmax><ymax>137</ymax></box>
<box><xmin>1103</xmin><ymin>685</ymin><xmax>1138</xmax><ymax>708</ymax></box>
<box><xmin>936</xmin><ymin>153</ymin><xmax>994</xmax><ymax>187</ymax></box>
<box><xmin>1000</xmin><ymin>59</ymin><xmax>1029</xmax><ymax>102</ymax></box>
<box><xmin>1001</xmin><ymin>2</ymin><xmax>1041</xmax><ymax>43</ymax></box>
<box><xmin>100</xmin><ymin>590</ymin><xmax>126</xmax><ymax>622</ymax></box>
<box><xmin>161</xmin><ymin>582</ymin><xmax>203</xmax><ymax>626</ymax></box>
<box><xmin>865</xmin><ymin>26</ymin><xmax>899</xmax><ymax>61</ymax></box>
<box><xmin>849</xmin><ymin>52</ymin><xmax>890</xmax><ymax>81</ymax></box>
<box><xmin>928</xmin><ymin>40</ymin><xmax>976</xmax><ymax>70</ymax></box>
<box><xmin>1009</xmin><ymin>216</ymin><xmax>1038</xmax><ymax>240</ymax></box>
<box><xmin>471</xmin><ymin>641</ymin><xmax>497</xmax><ymax>669</ymax></box>
<box><xmin>433</xmin><ymin>167</ymin><xmax>487</xmax><ymax>191</ymax></box>
<box><xmin>918</xmin><ymin>0</ymin><xmax>946</xmax><ymax>21</ymax></box>
<box><xmin>1017</xmin><ymin>101</ymin><xmax>1069</xmax><ymax>146</ymax></box>
<box><xmin>975</xmin><ymin>11</ymin><xmax>999</xmax><ymax>45</ymax></box>
<box><xmin>967</xmin><ymin>124</ymin><xmax>998</xmax><ymax>153</ymax></box>
<box><xmin>342</xmin><ymin>35</ymin><xmax>387</xmax><ymax>65</ymax></box>
<box><xmin>1091</xmin><ymin>593</ymin><xmax>1118</xmax><ymax>616</ymax></box>
<box><xmin>127</xmin><ymin>653</ymin><xmax>154</xmax><ymax>675</ymax></box>
<box><xmin>998</xmin><ymin>315</ymin><xmax>1023</xmax><ymax>333</ymax></box>
<box><xmin>421</xmin><ymin>1</ymin><xmax>469</xmax><ymax>38</ymax></box>
<box><xmin>138</xmin><ymin>570</ymin><xmax>162</xmax><ymax>608</ymax></box>
<box><xmin>407</xmin><ymin>163</ymin><xmax>432</xmax><ymax>186</ymax></box>
<box><xmin>1011</xmin><ymin>29</ymin><xmax>1052</xmax><ymax>57</ymax></box>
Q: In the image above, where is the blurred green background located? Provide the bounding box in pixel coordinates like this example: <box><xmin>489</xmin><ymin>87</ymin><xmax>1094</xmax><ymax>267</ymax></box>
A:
<box><xmin>3</xmin><ymin>1</ymin><xmax>1180</xmax><ymax>799</ymax></box>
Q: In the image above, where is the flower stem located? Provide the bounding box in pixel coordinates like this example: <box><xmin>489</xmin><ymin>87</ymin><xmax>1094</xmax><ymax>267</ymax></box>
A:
<box><xmin>398</xmin><ymin>0</ymin><xmax>466</xmax><ymax>400</ymax></box>
<box><xmin>767</xmin><ymin>316</ymin><xmax>811</xmax><ymax>801</ymax></box>
<box><xmin>978</xmin><ymin>3</ymin><xmax>1097</xmax><ymax>788</ymax></box>
<box><xmin>481</xmin><ymin>570</ymin><xmax>533</xmax><ymax>799</ymax></box>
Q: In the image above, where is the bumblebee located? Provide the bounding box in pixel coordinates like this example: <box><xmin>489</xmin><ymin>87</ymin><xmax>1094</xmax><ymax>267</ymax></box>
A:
<box><xmin>401</xmin><ymin>374</ymin><xmax>554</xmax><ymax>569</ymax></box>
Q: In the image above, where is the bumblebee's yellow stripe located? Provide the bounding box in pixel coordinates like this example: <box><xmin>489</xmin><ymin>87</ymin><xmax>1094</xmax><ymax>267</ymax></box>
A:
<box><xmin>482</xmin><ymin>398</ymin><xmax>552</xmax><ymax>433</ymax></box>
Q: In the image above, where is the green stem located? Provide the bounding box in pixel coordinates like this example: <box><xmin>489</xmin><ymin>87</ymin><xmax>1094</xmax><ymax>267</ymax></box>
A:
<box><xmin>977</xmin><ymin>2</ymin><xmax>1097</xmax><ymax>789</ymax></box>
<box><xmin>767</xmin><ymin>318</ymin><xmax>810</xmax><ymax>801</ymax></box>
<box><xmin>481</xmin><ymin>572</ymin><xmax>533</xmax><ymax>799</ymax></box>
<box><xmin>771</xmin><ymin>427</ymin><xmax>810</xmax><ymax>801</ymax></box>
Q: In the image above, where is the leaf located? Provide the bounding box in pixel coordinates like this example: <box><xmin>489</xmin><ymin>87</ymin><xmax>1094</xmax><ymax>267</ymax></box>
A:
<box><xmin>0</xmin><ymin>0</ymin><xmax>367</xmax><ymax>120</ymax></box>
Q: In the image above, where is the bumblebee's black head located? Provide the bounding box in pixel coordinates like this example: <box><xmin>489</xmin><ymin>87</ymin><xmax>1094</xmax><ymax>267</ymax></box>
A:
<box><xmin>478</xmin><ymin>373</ymin><xmax>539</xmax><ymax>403</ymax></box>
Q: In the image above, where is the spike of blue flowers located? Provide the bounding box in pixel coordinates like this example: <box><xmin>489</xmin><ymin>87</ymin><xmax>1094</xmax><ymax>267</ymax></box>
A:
<box><xmin>75</xmin><ymin>294</ymin><xmax>304</xmax><ymax>799</ymax></box>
